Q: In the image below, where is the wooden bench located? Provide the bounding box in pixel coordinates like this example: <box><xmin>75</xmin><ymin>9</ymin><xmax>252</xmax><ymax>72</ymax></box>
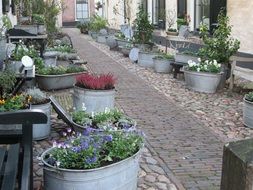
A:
<box><xmin>229</xmin><ymin>55</ymin><xmax>253</xmax><ymax>90</ymax></box>
<box><xmin>0</xmin><ymin>110</ymin><xmax>47</xmax><ymax>190</ymax></box>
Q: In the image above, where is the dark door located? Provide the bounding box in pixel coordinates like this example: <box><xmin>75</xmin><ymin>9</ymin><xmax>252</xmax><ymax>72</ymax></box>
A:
<box><xmin>178</xmin><ymin>0</ymin><xmax>187</xmax><ymax>18</ymax></box>
<box><xmin>210</xmin><ymin>0</ymin><xmax>227</xmax><ymax>33</ymax></box>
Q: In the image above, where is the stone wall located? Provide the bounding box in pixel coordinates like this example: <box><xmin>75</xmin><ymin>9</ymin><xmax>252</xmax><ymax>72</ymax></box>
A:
<box><xmin>227</xmin><ymin>0</ymin><xmax>253</xmax><ymax>54</ymax></box>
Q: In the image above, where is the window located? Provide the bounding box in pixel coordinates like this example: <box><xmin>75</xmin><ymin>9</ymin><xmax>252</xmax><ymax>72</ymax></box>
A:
<box><xmin>76</xmin><ymin>0</ymin><xmax>89</xmax><ymax>20</ymax></box>
<box><xmin>195</xmin><ymin>0</ymin><xmax>210</xmax><ymax>30</ymax></box>
<box><xmin>2</xmin><ymin>0</ymin><xmax>10</xmax><ymax>13</ymax></box>
<box><xmin>153</xmin><ymin>0</ymin><xmax>165</xmax><ymax>29</ymax></box>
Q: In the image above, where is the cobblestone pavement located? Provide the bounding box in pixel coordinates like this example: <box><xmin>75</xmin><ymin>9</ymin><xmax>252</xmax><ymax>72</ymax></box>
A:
<box><xmin>61</xmin><ymin>28</ymin><xmax>249</xmax><ymax>190</ymax></box>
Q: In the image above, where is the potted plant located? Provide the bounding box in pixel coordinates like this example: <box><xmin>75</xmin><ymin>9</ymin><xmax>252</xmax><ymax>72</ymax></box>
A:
<box><xmin>198</xmin><ymin>10</ymin><xmax>240</xmax><ymax>89</ymax></box>
<box><xmin>175</xmin><ymin>50</ymin><xmax>199</xmax><ymax>64</ymax></box>
<box><xmin>25</xmin><ymin>87</ymin><xmax>51</xmax><ymax>140</ymax></box>
<box><xmin>119</xmin><ymin>43</ymin><xmax>133</xmax><ymax>57</ymax></box>
<box><xmin>183</xmin><ymin>58</ymin><xmax>223</xmax><ymax>93</ymax></box>
<box><xmin>243</xmin><ymin>92</ymin><xmax>253</xmax><ymax>128</ymax></box>
<box><xmin>138</xmin><ymin>49</ymin><xmax>160</xmax><ymax>68</ymax></box>
<box><xmin>36</xmin><ymin>65</ymin><xmax>87</xmax><ymax>90</ymax></box>
<box><xmin>76</xmin><ymin>22</ymin><xmax>90</xmax><ymax>34</ymax></box>
<box><xmin>32</xmin><ymin>14</ymin><xmax>46</xmax><ymax>34</ymax></box>
<box><xmin>72</xmin><ymin>108</ymin><xmax>136</xmax><ymax>132</ymax></box>
<box><xmin>114</xmin><ymin>32</ymin><xmax>132</xmax><ymax>48</ymax></box>
<box><xmin>89</xmin><ymin>15</ymin><xmax>107</xmax><ymax>39</ymax></box>
<box><xmin>133</xmin><ymin>6</ymin><xmax>154</xmax><ymax>50</ymax></box>
<box><xmin>41</xmin><ymin>127</ymin><xmax>144</xmax><ymax>190</ymax></box>
<box><xmin>0</xmin><ymin>69</ymin><xmax>16</xmax><ymax>99</ymax></box>
<box><xmin>73</xmin><ymin>73</ymin><xmax>116</xmax><ymax>113</ymax></box>
<box><xmin>153</xmin><ymin>53</ymin><xmax>174</xmax><ymax>73</ymax></box>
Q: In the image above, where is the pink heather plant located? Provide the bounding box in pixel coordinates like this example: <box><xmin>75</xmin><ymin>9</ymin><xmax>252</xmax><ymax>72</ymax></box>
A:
<box><xmin>75</xmin><ymin>73</ymin><xmax>116</xmax><ymax>90</ymax></box>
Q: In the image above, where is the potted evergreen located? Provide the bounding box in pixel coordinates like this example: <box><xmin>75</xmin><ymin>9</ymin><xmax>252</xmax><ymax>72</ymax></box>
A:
<box><xmin>243</xmin><ymin>92</ymin><xmax>253</xmax><ymax>128</ymax></box>
<box><xmin>72</xmin><ymin>108</ymin><xmax>136</xmax><ymax>132</ymax></box>
<box><xmin>73</xmin><ymin>73</ymin><xmax>116</xmax><ymax>113</ymax></box>
<box><xmin>25</xmin><ymin>87</ymin><xmax>51</xmax><ymax>140</ymax></box>
<box><xmin>153</xmin><ymin>53</ymin><xmax>174</xmax><ymax>73</ymax></box>
<box><xmin>198</xmin><ymin>10</ymin><xmax>240</xmax><ymax>89</ymax></box>
<box><xmin>41</xmin><ymin>127</ymin><xmax>144</xmax><ymax>190</ymax></box>
<box><xmin>32</xmin><ymin>14</ymin><xmax>46</xmax><ymax>34</ymax></box>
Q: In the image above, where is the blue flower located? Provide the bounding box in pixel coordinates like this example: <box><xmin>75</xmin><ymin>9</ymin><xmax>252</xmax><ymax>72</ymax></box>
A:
<box><xmin>83</xmin><ymin>127</ymin><xmax>93</xmax><ymax>136</ymax></box>
<box><xmin>85</xmin><ymin>156</ymin><xmax>97</xmax><ymax>164</ymax></box>
<box><xmin>72</xmin><ymin>146</ymin><xmax>81</xmax><ymax>153</ymax></box>
<box><xmin>103</xmin><ymin>134</ymin><xmax>113</xmax><ymax>142</ymax></box>
<box><xmin>81</xmin><ymin>141</ymin><xmax>89</xmax><ymax>150</ymax></box>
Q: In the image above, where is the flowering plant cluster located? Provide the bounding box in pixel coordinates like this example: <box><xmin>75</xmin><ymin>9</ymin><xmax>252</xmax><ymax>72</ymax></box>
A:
<box><xmin>75</xmin><ymin>73</ymin><xmax>116</xmax><ymax>90</ymax></box>
<box><xmin>44</xmin><ymin>128</ymin><xmax>144</xmax><ymax>169</ymax></box>
<box><xmin>72</xmin><ymin>108</ymin><xmax>136</xmax><ymax>130</ymax></box>
<box><xmin>187</xmin><ymin>58</ymin><xmax>221</xmax><ymax>73</ymax></box>
<box><xmin>0</xmin><ymin>94</ymin><xmax>29</xmax><ymax>112</ymax></box>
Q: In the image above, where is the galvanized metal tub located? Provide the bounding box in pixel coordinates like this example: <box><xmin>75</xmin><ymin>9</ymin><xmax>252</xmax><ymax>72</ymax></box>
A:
<box><xmin>30</xmin><ymin>101</ymin><xmax>51</xmax><ymax>140</ymax></box>
<box><xmin>36</xmin><ymin>72</ymin><xmax>86</xmax><ymax>91</ymax></box>
<box><xmin>96</xmin><ymin>35</ymin><xmax>107</xmax><ymax>44</ymax></box>
<box><xmin>138</xmin><ymin>51</ymin><xmax>158</xmax><ymax>68</ymax></box>
<box><xmin>243</xmin><ymin>97</ymin><xmax>253</xmax><ymax>128</ymax></box>
<box><xmin>73</xmin><ymin>86</ymin><xmax>115</xmax><ymax>113</ymax></box>
<box><xmin>42</xmin><ymin>147</ymin><xmax>141</xmax><ymax>190</ymax></box>
<box><xmin>119</xmin><ymin>46</ymin><xmax>131</xmax><ymax>57</ymax></box>
<box><xmin>175</xmin><ymin>53</ymin><xmax>199</xmax><ymax>64</ymax></box>
<box><xmin>183</xmin><ymin>70</ymin><xmax>222</xmax><ymax>93</ymax></box>
<box><xmin>153</xmin><ymin>58</ymin><xmax>173</xmax><ymax>73</ymax></box>
<box><xmin>115</xmin><ymin>39</ymin><xmax>131</xmax><ymax>47</ymax></box>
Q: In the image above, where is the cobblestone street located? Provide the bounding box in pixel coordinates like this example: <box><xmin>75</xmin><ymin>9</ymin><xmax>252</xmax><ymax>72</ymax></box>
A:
<box><xmin>32</xmin><ymin>28</ymin><xmax>252</xmax><ymax>190</ymax></box>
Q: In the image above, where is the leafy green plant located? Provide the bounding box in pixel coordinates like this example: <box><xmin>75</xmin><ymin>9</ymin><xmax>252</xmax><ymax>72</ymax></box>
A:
<box><xmin>181</xmin><ymin>50</ymin><xmax>198</xmax><ymax>56</ymax></box>
<box><xmin>89</xmin><ymin>15</ymin><xmax>107</xmax><ymax>32</ymax></box>
<box><xmin>37</xmin><ymin>65</ymin><xmax>86</xmax><ymax>75</ymax></box>
<box><xmin>0</xmin><ymin>94</ymin><xmax>29</xmax><ymax>112</ymax></box>
<box><xmin>133</xmin><ymin>6</ymin><xmax>154</xmax><ymax>44</ymax></box>
<box><xmin>11</xmin><ymin>43</ymin><xmax>39</xmax><ymax>61</ymax></box>
<box><xmin>245</xmin><ymin>92</ymin><xmax>253</xmax><ymax>102</ymax></box>
<box><xmin>25</xmin><ymin>87</ymin><xmax>48</xmax><ymax>104</ymax></box>
<box><xmin>0</xmin><ymin>15</ymin><xmax>12</xmax><ymax>37</ymax></box>
<box><xmin>115</xmin><ymin>32</ymin><xmax>125</xmax><ymax>40</ymax></box>
<box><xmin>186</xmin><ymin>58</ymin><xmax>221</xmax><ymax>73</ymax></box>
<box><xmin>77</xmin><ymin>22</ymin><xmax>90</xmax><ymax>34</ymax></box>
<box><xmin>32</xmin><ymin>14</ymin><xmax>45</xmax><ymax>25</ymax></box>
<box><xmin>44</xmin><ymin>129</ymin><xmax>144</xmax><ymax>169</ymax></box>
<box><xmin>154</xmin><ymin>53</ymin><xmax>174</xmax><ymax>60</ymax></box>
<box><xmin>198</xmin><ymin>10</ymin><xmax>240</xmax><ymax>64</ymax></box>
<box><xmin>0</xmin><ymin>70</ymin><xmax>16</xmax><ymax>99</ymax></box>
<box><xmin>47</xmin><ymin>45</ymin><xmax>76</xmax><ymax>53</ymax></box>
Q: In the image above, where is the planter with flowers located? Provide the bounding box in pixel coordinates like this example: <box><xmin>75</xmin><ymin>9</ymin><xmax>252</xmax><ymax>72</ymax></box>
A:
<box><xmin>71</xmin><ymin>108</ymin><xmax>136</xmax><ymax>132</ymax></box>
<box><xmin>42</xmin><ymin>128</ymin><xmax>144</xmax><ymax>190</ymax></box>
<box><xmin>243</xmin><ymin>92</ymin><xmax>253</xmax><ymax>128</ymax></box>
<box><xmin>153</xmin><ymin>53</ymin><xmax>174</xmax><ymax>73</ymax></box>
<box><xmin>183</xmin><ymin>58</ymin><xmax>222</xmax><ymax>93</ymax></box>
<box><xmin>36</xmin><ymin>65</ymin><xmax>87</xmax><ymax>91</ymax></box>
<box><xmin>25</xmin><ymin>88</ymin><xmax>51</xmax><ymax>140</ymax></box>
<box><xmin>73</xmin><ymin>73</ymin><xmax>116</xmax><ymax>113</ymax></box>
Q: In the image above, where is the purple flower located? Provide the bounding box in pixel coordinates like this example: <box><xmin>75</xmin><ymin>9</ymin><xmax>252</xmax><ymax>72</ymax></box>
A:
<box><xmin>81</xmin><ymin>141</ymin><xmax>89</xmax><ymax>150</ymax></box>
<box><xmin>83</xmin><ymin>127</ymin><xmax>93</xmax><ymax>136</ymax></box>
<box><xmin>62</xmin><ymin>131</ymin><xmax>67</xmax><ymax>137</ymax></box>
<box><xmin>103</xmin><ymin>134</ymin><xmax>113</xmax><ymax>142</ymax></box>
<box><xmin>67</xmin><ymin>128</ymin><xmax>72</xmax><ymax>133</ymax></box>
<box><xmin>72</xmin><ymin>146</ymin><xmax>81</xmax><ymax>153</ymax></box>
<box><xmin>85</xmin><ymin>156</ymin><xmax>97</xmax><ymax>164</ymax></box>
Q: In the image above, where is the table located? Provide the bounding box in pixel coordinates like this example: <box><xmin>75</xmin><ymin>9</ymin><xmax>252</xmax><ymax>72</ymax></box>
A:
<box><xmin>7</xmin><ymin>34</ymin><xmax>48</xmax><ymax>57</ymax></box>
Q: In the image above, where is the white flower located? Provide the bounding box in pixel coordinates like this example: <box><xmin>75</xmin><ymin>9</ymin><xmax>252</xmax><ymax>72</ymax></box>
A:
<box><xmin>82</xmin><ymin>103</ymin><xmax>86</xmax><ymax>111</ymax></box>
<box><xmin>104</xmin><ymin>107</ymin><xmax>110</xmax><ymax>113</ymax></box>
<box><xmin>197</xmin><ymin>58</ymin><xmax>201</xmax><ymax>62</ymax></box>
<box><xmin>213</xmin><ymin>60</ymin><xmax>218</xmax><ymax>65</ymax></box>
<box><xmin>197</xmin><ymin>68</ymin><xmax>200</xmax><ymax>72</ymax></box>
<box><xmin>188</xmin><ymin>60</ymin><xmax>197</xmax><ymax>67</ymax></box>
<box><xmin>218</xmin><ymin>64</ymin><xmax>221</xmax><ymax>68</ymax></box>
<box><xmin>56</xmin><ymin>161</ymin><xmax>61</xmax><ymax>167</ymax></box>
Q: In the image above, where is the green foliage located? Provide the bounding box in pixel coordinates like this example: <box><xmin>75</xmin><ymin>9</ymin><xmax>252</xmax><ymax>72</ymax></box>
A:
<box><xmin>11</xmin><ymin>42</ymin><xmax>39</xmax><ymax>61</ymax></box>
<box><xmin>34</xmin><ymin>57</ymin><xmax>45</xmax><ymax>70</ymax></box>
<box><xmin>187</xmin><ymin>59</ymin><xmax>221</xmax><ymax>73</ymax></box>
<box><xmin>76</xmin><ymin>22</ymin><xmax>90</xmax><ymax>33</ymax></box>
<box><xmin>89</xmin><ymin>15</ymin><xmax>107</xmax><ymax>32</ymax></box>
<box><xmin>44</xmin><ymin>129</ymin><xmax>144</xmax><ymax>169</ymax></box>
<box><xmin>32</xmin><ymin>14</ymin><xmax>45</xmax><ymax>25</ymax></box>
<box><xmin>0</xmin><ymin>15</ymin><xmax>12</xmax><ymax>37</ymax></box>
<box><xmin>0</xmin><ymin>94</ymin><xmax>28</xmax><ymax>112</ymax></box>
<box><xmin>154</xmin><ymin>53</ymin><xmax>174</xmax><ymax>60</ymax></box>
<box><xmin>25</xmin><ymin>87</ymin><xmax>47</xmax><ymax>104</ymax></box>
<box><xmin>0</xmin><ymin>70</ymin><xmax>16</xmax><ymax>98</ymax></box>
<box><xmin>181</xmin><ymin>50</ymin><xmax>198</xmax><ymax>56</ymax></box>
<box><xmin>72</xmin><ymin>111</ymin><xmax>92</xmax><ymax>126</ymax></box>
<box><xmin>47</xmin><ymin>45</ymin><xmax>76</xmax><ymax>53</ymax></box>
<box><xmin>37</xmin><ymin>65</ymin><xmax>86</xmax><ymax>75</ymax></box>
<box><xmin>115</xmin><ymin>32</ymin><xmax>125</xmax><ymax>40</ymax></box>
<box><xmin>245</xmin><ymin>92</ymin><xmax>253</xmax><ymax>102</ymax></box>
<box><xmin>133</xmin><ymin>6</ymin><xmax>154</xmax><ymax>44</ymax></box>
<box><xmin>198</xmin><ymin>10</ymin><xmax>240</xmax><ymax>63</ymax></box>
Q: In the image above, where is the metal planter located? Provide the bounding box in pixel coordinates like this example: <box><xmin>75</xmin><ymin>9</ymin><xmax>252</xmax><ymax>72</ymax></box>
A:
<box><xmin>243</xmin><ymin>97</ymin><xmax>253</xmax><ymax>128</ymax></box>
<box><xmin>119</xmin><ymin>46</ymin><xmax>131</xmax><ymax>57</ymax></box>
<box><xmin>42</xmin><ymin>147</ymin><xmax>141</xmax><ymax>190</ymax></box>
<box><xmin>184</xmin><ymin>70</ymin><xmax>222</xmax><ymax>93</ymax></box>
<box><xmin>30</xmin><ymin>101</ymin><xmax>51</xmax><ymax>140</ymax></box>
<box><xmin>36</xmin><ymin>72</ymin><xmax>86</xmax><ymax>91</ymax></box>
<box><xmin>115</xmin><ymin>39</ymin><xmax>132</xmax><ymax>47</ymax></box>
<box><xmin>96</xmin><ymin>35</ymin><xmax>107</xmax><ymax>44</ymax></box>
<box><xmin>153</xmin><ymin>58</ymin><xmax>173</xmax><ymax>73</ymax></box>
<box><xmin>138</xmin><ymin>51</ymin><xmax>158</xmax><ymax>68</ymax></box>
<box><xmin>73</xmin><ymin>86</ymin><xmax>115</xmax><ymax>113</ymax></box>
<box><xmin>175</xmin><ymin>53</ymin><xmax>198</xmax><ymax>64</ymax></box>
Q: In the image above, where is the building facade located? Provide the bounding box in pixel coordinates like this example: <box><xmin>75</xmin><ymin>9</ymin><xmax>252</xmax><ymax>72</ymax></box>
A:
<box><xmin>0</xmin><ymin>0</ymin><xmax>17</xmax><ymax>28</ymax></box>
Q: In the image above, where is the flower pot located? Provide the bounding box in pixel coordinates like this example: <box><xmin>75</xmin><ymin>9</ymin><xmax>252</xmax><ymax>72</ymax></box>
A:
<box><xmin>42</xmin><ymin>147</ymin><xmax>141</xmax><ymax>190</ymax></box>
<box><xmin>0</xmin><ymin>37</ymin><xmax>6</xmax><ymax>62</ymax></box>
<box><xmin>31</xmin><ymin>101</ymin><xmax>51</xmax><ymax>140</ymax></box>
<box><xmin>119</xmin><ymin>46</ymin><xmax>132</xmax><ymax>57</ymax></box>
<box><xmin>37</xmin><ymin>25</ymin><xmax>46</xmax><ymax>35</ymax></box>
<box><xmin>183</xmin><ymin>70</ymin><xmax>223</xmax><ymax>93</ymax></box>
<box><xmin>138</xmin><ymin>51</ymin><xmax>158</xmax><ymax>68</ymax></box>
<box><xmin>175</xmin><ymin>53</ymin><xmax>198</xmax><ymax>64</ymax></box>
<box><xmin>14</xmin><ymin>25</ymin><xmax>38</xmax><ymax>35</ymax></box>
<box><xmin>36</xmin><ymin>72</ymin><xmax>86</xmax><ymax>91</ymax></box>
<box><xmin>115</xmin><ymin>39</ymin><xmax>132</xmax><ymax>48</ymax></box>
<box><xmin>243</xmin><ymin>97</ymin><xmax>253</xmax><ymax>128</ymax></box>
<box><xmin>44</xmin><ymin>56</ymin><xmax>57</xmax><ymax>67</ymax></box>
<box><xmin>73</xmin><ymin>85</ymin><xmax>115</xmax><ymax>113</ymax></box>
<box><xmin>6</xmin><ymin>60</ymin><xmax>34</xmax><ymax>77</ymax></box>
<box><xmin>153</xmin><ymin>58</ymin><xmax>173</xmax><ymax>73</ymax></box>
<box><xmin>106</xmin><ymin>36</ymin><xmax>117</xmax><ymax>50</ymax></box>
<box><xmin>96</xmin><ymin>35</ymin><xmax>107</xmax><ymax>44</ymax></box>
<box><xmin>166</xmin><ymin>31</ymin><xmax>178</xmax><ymax>36</ymax></box>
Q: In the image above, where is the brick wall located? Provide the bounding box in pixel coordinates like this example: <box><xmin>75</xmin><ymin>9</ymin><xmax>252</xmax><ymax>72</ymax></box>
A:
<box><xmin>227</xmin><ymin>0</ymin><xmax>253</xmax><ymax>54</ymax></box>
<box><xmin>62</xmin><ymin>0</ymin><xmax>75</xmax><ymax>22</ymax></box>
